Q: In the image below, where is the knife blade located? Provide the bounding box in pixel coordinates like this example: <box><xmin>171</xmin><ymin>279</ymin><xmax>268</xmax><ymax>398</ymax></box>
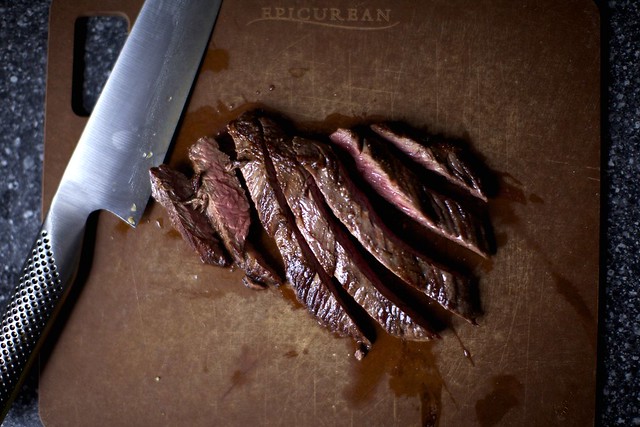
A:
<box><xmin>0</xmin><ymin>0</ymin><xmax>222</xmax><ymax>419</ymax></box>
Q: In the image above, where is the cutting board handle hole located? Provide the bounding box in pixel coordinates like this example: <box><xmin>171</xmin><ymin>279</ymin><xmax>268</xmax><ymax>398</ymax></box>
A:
<box><xmin>71</xmin><ymin>15</ymin><xmax>128</xmax><ymax>117</ymax></box>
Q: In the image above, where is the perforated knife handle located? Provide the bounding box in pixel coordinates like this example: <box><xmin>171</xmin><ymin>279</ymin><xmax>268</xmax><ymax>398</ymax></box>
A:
<box><xmin>0</xmin><ymin>206</ymin><xmax>87</xmax><ymax>420</ymax></box>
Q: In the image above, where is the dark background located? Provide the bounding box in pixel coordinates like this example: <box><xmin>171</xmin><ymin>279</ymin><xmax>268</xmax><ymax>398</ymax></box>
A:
<box><xmin>0</xmin><ymin>0</ymin><xmax>637</xmax><ymax>425</ymax></box>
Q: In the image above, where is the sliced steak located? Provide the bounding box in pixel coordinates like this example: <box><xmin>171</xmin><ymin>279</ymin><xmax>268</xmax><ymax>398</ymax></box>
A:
<box><xmin>149</xmin><ymin>165</ymin><xmax>230</xmax><ymax>267</ymax></box>
<box><xmin>188</xmin><ymin>137</ymin><xmax>281</xmax><ymax>289</ymax></box>
<box><xmin>293</xmin><ymin>137</ymin><xmax>478</xmax><ymax>323</ymax></box>
<box><xmin>370</xmin><ymin>123</ymin><xmax>487</xmax><ymax>202</ymax></box>
<box><xmin>266</xmin><ymin>128</ymin><xmax>438</xmax><ymax>341</ymax></box>
<box><xmin>229</xmin><ymin>111</ymin><xmax>373</xmax><ymax>358</ymax></box>
<box><xmin>330</xmin><ymin>128</ymin><xmax>489</xmax><ymax>258</ymax></box>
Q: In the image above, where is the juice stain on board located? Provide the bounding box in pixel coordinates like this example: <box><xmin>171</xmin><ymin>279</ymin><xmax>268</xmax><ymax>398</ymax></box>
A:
<box><xmin>169</xmin><ymin>103</ymin><xmax>261</xmax><ymax>168</ymax></box>
<box><xmin>489</xmin><ymin>170</ymin><xmax>596</xmax><ymax>346</ymax></box>
<box><xmin>346</xmin><ymin>333</ymin><xmax>444</xmax><ymax>426</ymax></box>
<box><xmin>475</xmin><ymin>375</ymin><xmax>524</xmax><ymax>427</ymax></box>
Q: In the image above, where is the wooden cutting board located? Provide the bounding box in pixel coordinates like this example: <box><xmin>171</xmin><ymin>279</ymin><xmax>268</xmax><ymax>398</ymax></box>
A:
<box><xmin>39</xmin><ymin>0</ymin><xmax>601</xmax><ymax>425</ymax></box>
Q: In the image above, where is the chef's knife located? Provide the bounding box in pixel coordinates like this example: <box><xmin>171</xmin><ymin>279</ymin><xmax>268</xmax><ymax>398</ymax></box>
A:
<box><xmin>0</xmin><ymin>0</ymin><xmax>222</xmax><ymax>419</ymax></box>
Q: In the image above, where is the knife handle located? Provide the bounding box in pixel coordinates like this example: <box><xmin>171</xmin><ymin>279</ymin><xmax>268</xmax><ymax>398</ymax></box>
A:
<box><xmin>0</xmin><ymin>207</ymin><xmax>87</xmax><ymax>420</ymax></box>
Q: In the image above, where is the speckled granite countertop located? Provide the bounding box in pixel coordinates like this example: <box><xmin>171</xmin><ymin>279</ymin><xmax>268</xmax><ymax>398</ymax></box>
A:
<box><xmin>0</xmin><ymin>1</ymin><xmax>638</xmax><ymax>425</ymax></box>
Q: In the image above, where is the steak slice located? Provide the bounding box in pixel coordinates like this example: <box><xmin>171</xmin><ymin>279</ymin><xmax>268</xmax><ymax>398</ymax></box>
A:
<box><xmin>330</xmin><ymin>128</ymin><xmax>489</xmax><ymax>258</ymax></box>
<box><xmin>293</xmin><ymin>137</ymin><xmax>478</xmax><ymax>322</ymax></box>
<box><xmin>266</xmin><ymin>128</ymin><xmax>438</xmax><ymax>340</ymax></box>
<box><xmin>370</xmin><ymin>123</ymin><xmax>487</xmax><ymax>202</ymax></box>
<box><xmin>188</xmin><ymin>137</ymin><xmax>281</xmax><ymax>289</ymax></box>
<box><xmin>229</xmin><ymin>111</ymin><xmax>373</xmax><ymax>358</ymax></box>
<box><xmin>149</xmin><ymin>165</ymin><xmax>230</xmax><ymax>267</ymax></box>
